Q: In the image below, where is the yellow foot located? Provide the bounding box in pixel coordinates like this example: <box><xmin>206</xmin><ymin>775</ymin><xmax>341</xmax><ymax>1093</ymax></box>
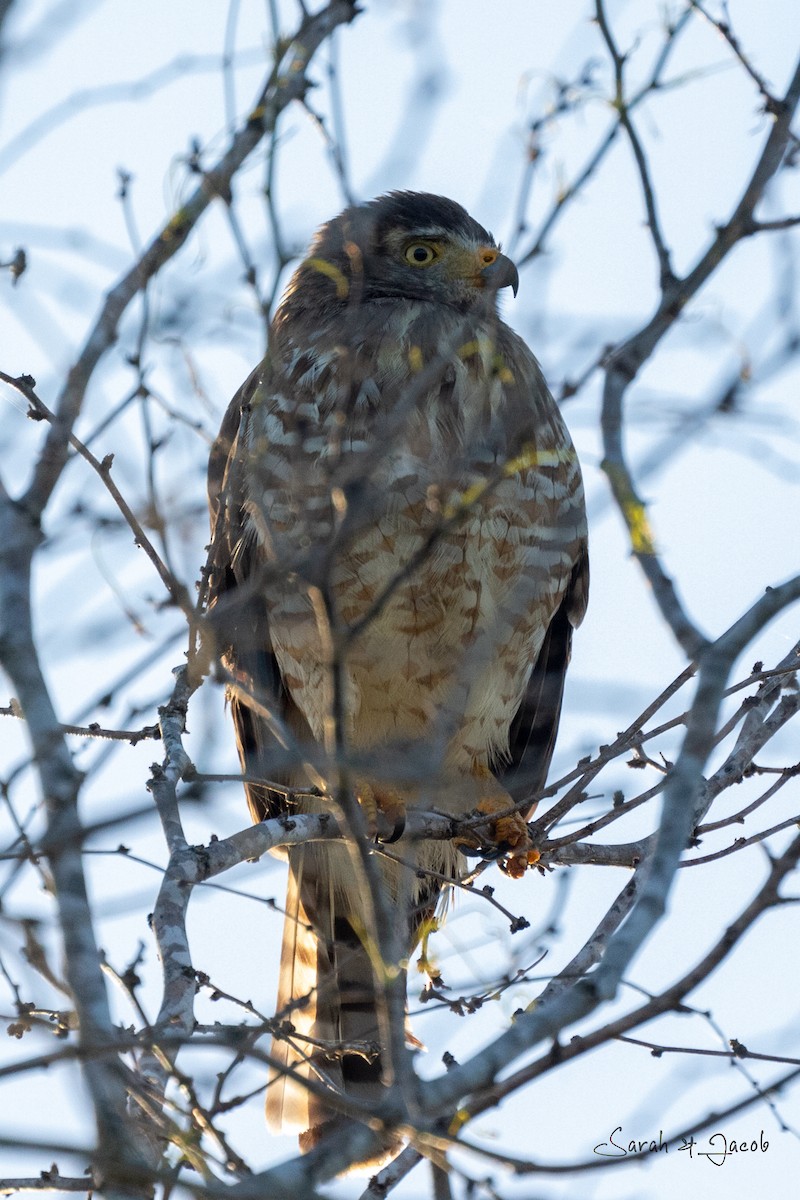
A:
<box><xmin>357</xmin><ymin>779</ymin><xmax>407</xmax><ymax>843</ymax></box>
<box><xmin>475</xmin><ymin>794</ymin><xmax>528</xmax><ymax>850</ymax></box>
<box><xmin>458</xmin><ymin>764</ymin><xmax>540</xmax><ymax>877</ymax></box>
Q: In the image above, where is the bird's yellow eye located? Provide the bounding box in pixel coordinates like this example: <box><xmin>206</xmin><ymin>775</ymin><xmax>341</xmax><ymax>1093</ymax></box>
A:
<box><xmin>405</xmin><ymin>242</ymin><xmax>438</xmax><ymax>266</ymax></box>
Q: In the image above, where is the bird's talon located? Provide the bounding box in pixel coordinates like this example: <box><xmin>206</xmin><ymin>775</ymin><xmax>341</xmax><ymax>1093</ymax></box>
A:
<box><xmin>472</xmin><ymin>788</ymin><xmax>538</xmax><ymax>877</ymax></box>
<box><xmin>376</xmin><ymin>811</ymin><xmax>406</xmax><ymax>843</ymax></box>
<box><xmin>502</xmin><ymin>848</ymin><xmax>541</xmax><ymax>879</ymax></box>
<box><xmin>453</xmin><ymin>836</ymin><xmax>503</xmax><ymax>860</ymax></box>
<box><xmin>357</xmin><ymin>779</ymin><xmax>407</xmax><ymax>843</ymax></box>
<box><xmin>475</xmin><ymin>796</ymin><xmax>530</xmax><ymax>848</ymax></box>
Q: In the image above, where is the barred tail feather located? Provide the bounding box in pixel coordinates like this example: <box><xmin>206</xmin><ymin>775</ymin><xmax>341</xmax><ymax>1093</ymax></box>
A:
<box><xmin>265</xmin><ymin>862</ymin><xmax>322</xmax><ymax>1132</ymax></box>
<box><xmin>266</xmin><ymin>845</ymin><xmax>387</xmax><ymax>1145</ymax></box>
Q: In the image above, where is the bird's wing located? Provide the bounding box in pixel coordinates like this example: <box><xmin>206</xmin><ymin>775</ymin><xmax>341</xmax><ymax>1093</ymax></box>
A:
<box><xmin>206</xmin><ymin>365</ymin><xmax>310</xmax><ymax>824</ymax></box>
<box><xmin>499</xmin><ymin>546</ymin><xmax>589</xmax><ymax>811</ymax></box>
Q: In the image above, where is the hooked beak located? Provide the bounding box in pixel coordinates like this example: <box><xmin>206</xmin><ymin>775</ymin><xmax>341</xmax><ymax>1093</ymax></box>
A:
<box><xmin>481</xmin><ymin>251</ymin><xmax>519</xmax><ymax>297</ymax></box>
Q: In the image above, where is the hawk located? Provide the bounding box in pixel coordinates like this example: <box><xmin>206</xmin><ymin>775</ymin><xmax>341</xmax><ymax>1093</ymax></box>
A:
<box><xmin>206</xmin><ymin>191</ymin><xmax>588</xmax><ymax>1153</ymax></box>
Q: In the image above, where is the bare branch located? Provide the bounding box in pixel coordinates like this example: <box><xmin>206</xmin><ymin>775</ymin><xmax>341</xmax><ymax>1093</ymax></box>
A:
<box><xmin>595</xmin><ymin>0</ymin><xmax>676</xmax><ymax>288</ymax></box>
<box><xmin>600</xmin><ymin>53</ymin><xmax>800</xmax><ymax>654</ymax></box>
<box><xmin>0</xmin><ymin>1173</ymin><xmax>94</xmax><ymax>1196</ymax></box>
<box><xmin>19</xmin><ymin>0</ymin><xmax>362</xmax><ymax>523</ymax></box>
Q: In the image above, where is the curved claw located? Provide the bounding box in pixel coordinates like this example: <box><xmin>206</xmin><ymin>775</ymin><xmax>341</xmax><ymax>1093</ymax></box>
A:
<box><xmin>455</xmin><ymin>839</ymin><xmax>505</xmax><ymax>861</ymax></box>
<box><xmin>376</xmin><ymin>810</ymin><xmax>406</xmax><ymax>844</ymax></box>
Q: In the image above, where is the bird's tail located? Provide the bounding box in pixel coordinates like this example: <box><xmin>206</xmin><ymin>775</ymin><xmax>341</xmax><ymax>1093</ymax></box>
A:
<box><xmin>266</xmin><ymin>842</ymin><xmax>388</xmax><ymax>1149</ymax></box>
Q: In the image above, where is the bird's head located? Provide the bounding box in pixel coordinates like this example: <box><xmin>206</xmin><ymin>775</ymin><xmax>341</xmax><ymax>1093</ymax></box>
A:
<box><xmin>280</xmin><ymin>191</ymin><xmax>519</xmax><ymax>318</ymax></box>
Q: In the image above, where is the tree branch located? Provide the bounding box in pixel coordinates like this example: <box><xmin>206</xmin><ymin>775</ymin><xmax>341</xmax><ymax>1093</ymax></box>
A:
<box><xmin>20</xmin><ymin>0</ymin><xmax>361</xmax><ymax>523</ymax></box>
<box><xmin>600</xmin><ymin>52</ymin><xmax>800</xmax><ymax>654</ymax></box>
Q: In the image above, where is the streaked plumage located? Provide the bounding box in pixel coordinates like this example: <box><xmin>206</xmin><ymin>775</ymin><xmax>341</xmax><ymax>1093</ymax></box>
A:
<box><xmin>206</xmin><ymin>191</ymin><xmax>588</xmax><ymax>1154</ymax></box>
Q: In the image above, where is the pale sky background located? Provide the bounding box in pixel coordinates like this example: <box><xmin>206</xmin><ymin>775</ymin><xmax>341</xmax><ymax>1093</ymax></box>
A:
<box><xmin>1</xmin><ymin>1</ymin><xmax>799</xmax><ymax>1197</ymax></box>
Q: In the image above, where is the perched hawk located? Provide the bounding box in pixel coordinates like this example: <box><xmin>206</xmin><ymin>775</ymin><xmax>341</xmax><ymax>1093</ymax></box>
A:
<box><xmin>206</xmin><ymin>191</ymin><xmax>588</xmax><ymax>1152</ymax></box>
